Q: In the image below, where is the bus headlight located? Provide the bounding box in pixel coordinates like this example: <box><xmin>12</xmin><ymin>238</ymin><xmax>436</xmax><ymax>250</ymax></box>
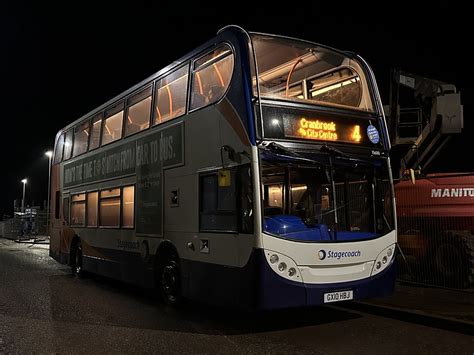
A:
<box><xmin>371</xmin><ymin>244</ymin><xmax>396</xmax><ymax>276</ymax></box>
<box><xmin>270</xmin><ymin>254</ymin><xmax>279</xmax><ymax>264</ymax></box>
<box><xmin>265</xmin><ymin>250</ymin><xmax>302</xmax><ymax>282</ymax></box>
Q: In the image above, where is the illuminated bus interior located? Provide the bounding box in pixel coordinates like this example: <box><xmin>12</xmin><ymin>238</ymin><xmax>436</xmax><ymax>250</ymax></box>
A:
<box><xmin>261</xmin><ymin>158</ymin><xmax>393</xmax><ymax>242</ymax></box>
<box><xmin>53</xmin><ymin>46</ymin><xmax>234</xmax><ymax>165</ymax></box>
<box><xmin>252</xmin><ymin>34</ymin><xmax>374</xmax><ymax>112</ymax></box>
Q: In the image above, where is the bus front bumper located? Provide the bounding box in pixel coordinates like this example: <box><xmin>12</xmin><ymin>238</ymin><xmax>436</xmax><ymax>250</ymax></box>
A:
<box><xmin>258</xmin><ymin>254</ymin><xmax>396</xmax><ymax>310</ymax></box>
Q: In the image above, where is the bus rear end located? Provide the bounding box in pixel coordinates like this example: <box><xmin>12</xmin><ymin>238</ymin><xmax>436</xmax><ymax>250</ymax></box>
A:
<box><xmin>250</xmin><ymin>34</ymin><xmax>397</xmax><ymax>308</ymax></box>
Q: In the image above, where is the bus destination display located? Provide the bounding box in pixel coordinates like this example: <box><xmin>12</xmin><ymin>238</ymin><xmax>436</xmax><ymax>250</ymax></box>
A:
<box><xmin>261</xmin><ymin>105</ymin><xmax>382</xmax><ymax>148</ymax></box>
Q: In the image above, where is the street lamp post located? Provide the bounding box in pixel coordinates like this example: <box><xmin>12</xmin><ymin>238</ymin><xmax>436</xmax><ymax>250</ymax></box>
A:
<box><xmin>21</xmin><ymin>178</ymin><xmax>27</xmax><ymax>213</ymax></box>
<box><xmin>45</xmin><ymin>151</ymin><xmax>53</xmax><ymax>234</ymax></box>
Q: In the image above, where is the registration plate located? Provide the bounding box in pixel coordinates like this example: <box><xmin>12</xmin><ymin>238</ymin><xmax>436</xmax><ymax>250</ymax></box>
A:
<box><xmin>323</xmin><ymin>290</ymin><xmax>353</xmax><ymax>303</ymax></box>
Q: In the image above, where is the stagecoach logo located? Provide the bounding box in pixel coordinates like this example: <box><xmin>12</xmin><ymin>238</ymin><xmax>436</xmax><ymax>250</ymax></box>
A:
<box><xmin>318</xmin><ymin>249</ymin><xmax>361</xmax><ymax>261</ymax></box>
<box><xmin>431</xmin><ymin>188</ymin><xmax>474</xmax><ymax>198</ymax></box>
<box><xmin>367</xmin><ymin>124</ymin><xmax>380</xmax><ymax>144</ymax></box>
<box><xmin>318</xmin><ymin>250</ymin><xmax>327</xmax><ymax>260</ymax></box>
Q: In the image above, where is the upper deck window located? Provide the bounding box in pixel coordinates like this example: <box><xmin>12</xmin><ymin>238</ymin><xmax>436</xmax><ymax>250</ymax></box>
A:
<box><xmin>251</xmin><ymin>35</ymin><xmax>374</xmax><ymax>112</ymax></box>
<box><xmin>154</xmin><ymin>65</ymin><xmax>188</xmax><ymax>125</ymax></box>
<box><xmin>190</xmin><ymin>45</ymin><xmax>234</xmax><ymax>110</ymax></box>
<box><xmin>63</xmin><ymin>130</ymin><xmax>74</xmax><ymax>160</ymax></box>
<box><xmin>53</xmin><ymin>133</ymin><xmax>64</xmax><ymax>164</ymax></box>
<box><xmin>102</xmin><ymin>103</ymin><xmax>124</xmax><ymax>146</ymax></box>
<box><xmin>89</xmin><ymin>114</ymin><xmax>102</xmax><ymax>150</ymax></box>
<box><xmin>125</xmin><ymin>87</ymin><xmax>151</xmax><ymax>136</ymax></box>
<box><xmin>72</xmin><ymin>121</ymin><xmax>90</xmax><ymax>157</ymax></box>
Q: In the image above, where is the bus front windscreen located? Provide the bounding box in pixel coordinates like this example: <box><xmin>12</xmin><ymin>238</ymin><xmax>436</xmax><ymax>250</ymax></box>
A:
<box><xmin>261</xmin><ymin>156</ymin><xmax>393</xmax><ymax>242</ymax></box>
<box><xmin>251</xmin><ymin>34</ymin><xmax>374</xmax><ymax>112</ymax></box>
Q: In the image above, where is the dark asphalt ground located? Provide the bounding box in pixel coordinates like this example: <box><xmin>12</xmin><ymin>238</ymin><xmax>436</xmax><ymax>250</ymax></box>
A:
<box><xmin>1</xmin><ymin>238</ymin><xmax>473</xmax><ymax>354</ymax></box>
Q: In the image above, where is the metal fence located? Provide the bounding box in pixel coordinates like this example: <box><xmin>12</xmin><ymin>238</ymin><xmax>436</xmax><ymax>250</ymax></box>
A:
<box><xmin>1</xmin><ymin>210</ymin><xmax>49</xmax><ymax>241</ymax></box>
<box><xmin>394</xmin><ymin>173</ymin><xmax>474</xmax><ymax>289</ymax></box>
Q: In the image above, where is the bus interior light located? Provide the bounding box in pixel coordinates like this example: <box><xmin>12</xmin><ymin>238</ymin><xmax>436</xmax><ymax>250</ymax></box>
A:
<box><xmin>311</xmin><ymin>77</ymin><xmax>359</xmax><ymax>97</ymax></box>
<box><xmin>291</xmin><ymin>186</ymin><xmax>307</xmax><ymax>191</ymax></box>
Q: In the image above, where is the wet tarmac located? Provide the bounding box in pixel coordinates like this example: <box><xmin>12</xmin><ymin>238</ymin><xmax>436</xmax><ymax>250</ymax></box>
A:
<box><xmin>1</xmin><ymin>238</ymin><xmax>473</xmax><ymax>354</ymax></box>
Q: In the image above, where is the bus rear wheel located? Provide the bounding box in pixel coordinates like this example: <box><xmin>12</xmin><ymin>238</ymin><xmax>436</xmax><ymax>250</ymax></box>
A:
<box><xmin>71</xmin><ymin>240</ymin><xmax>84</xmax><ymax>278</ymax></box>
<box><xmin>159</xmin><ymin>254</ymin><xmax>182</xmax><ymax>306</ymax></box>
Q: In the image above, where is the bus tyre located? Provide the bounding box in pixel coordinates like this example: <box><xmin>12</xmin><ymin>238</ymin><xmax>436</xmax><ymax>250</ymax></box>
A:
<box><xmin>159</xmin><ymin>254</ymin><xmax>182</xmax><ymax>306</ymax></box>
<box><xmin>71</xmin><ymin>240</ymin><xmax>84</xmax><ymax>278</ymax></box>
<box><xmin>432</xmin><ymin>232</ymin><xmax>473</xmax><ymax>289</ymax></box>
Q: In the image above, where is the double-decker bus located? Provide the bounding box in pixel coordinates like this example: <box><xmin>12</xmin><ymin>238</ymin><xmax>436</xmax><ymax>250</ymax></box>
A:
<box><xmin>49</xmin><ymin>26</ymin><xmax>397</xmax><ymax>309</ymax></box>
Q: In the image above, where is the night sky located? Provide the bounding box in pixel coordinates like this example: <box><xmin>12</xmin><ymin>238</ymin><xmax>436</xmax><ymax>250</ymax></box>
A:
<box><xmin>1</xmin><ymin>2</ymin><xmax>472</xmax><ymax>219</ymax></box>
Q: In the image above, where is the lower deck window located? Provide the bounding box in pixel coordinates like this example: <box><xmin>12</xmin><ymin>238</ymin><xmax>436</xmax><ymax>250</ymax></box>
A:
<box><xmin>67</xmin><ymin>185</ymin><xmax>135</xmax><ymax>229</ymax></box>
<box><xmin>71</xmin><ymin>193</ymin><xmax>85</xmax><ymax>226</ymax></box>
<box><xmin>200</xmin><ymin>171</ymin><xmax>237</xmax><ymax>232</ymax></box>
<box><xmin>87</xmin><ymin>192</ymin><xmax>98</xmax><ymax>227</ymax></box>
<box><xmin>122</xmin><ymin>185</ymin><xmax>135</xmax><ymax>228</ymax></box>
<box><xmin>100</xmin><ymin>188</ymin><xmax>121</xmax><ymax>227</ymax></box>
<box><xmin>199</xmin><ymin>166</ymin><xmax>253</xmax><ymax>233</ymax></box>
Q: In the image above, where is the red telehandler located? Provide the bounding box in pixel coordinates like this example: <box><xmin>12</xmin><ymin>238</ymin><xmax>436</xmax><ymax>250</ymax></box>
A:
<box><xmin>387</xmin><ymin>70</ymin><xmax>473</xmax><ymax>288</ymax></box>
<box><xmin>395</xmin><ymin>173</ymin><xmax>474</xmax><ymax>288</ymax></box>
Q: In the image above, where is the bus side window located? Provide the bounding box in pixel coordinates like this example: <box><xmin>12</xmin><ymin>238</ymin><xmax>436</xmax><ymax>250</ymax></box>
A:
<box><xmin>200</xmin><ymin>170</ymin><xmax>237</xmax><ymax>232</ymax></box>
<box><xmin>102</xmin><ymin>103</ymin><xmax>124</xmax><ymax>146</ymax></box>
<box><xmin>125</xmin><ymin>87</ymin><xmax>152</xmax><ymax>137</ymax></box>
<box><xmin>86</xmin><ymin>191</ymin><xmax>98</xmax><ymax>227</ymax></box>
<box><xmin>154</xmin><ymin>65</ymin><xmax>189</xmax><ymax>125</ymax></box>
<box><xmin>99</xmin><ymin>188</ymin><xmax>121</xmax><ymax>227</ymax></box>
<box><xmin>70</xmin><ymin>193</ymin><xmax>86</xmax><ymax>226</ymax></box>
<box><xmin>190</xmin><ymin>45</ymin><xmax>234</xmax><ymax>110</ymax></box>
<box><xmin>89</xmin><ymin>114</ymin><xmax>102</xmax><ymax>151</ymax></box>
<box><xmin>53</xmin><ymin>133</ymin><xmax>65</xmax><ymax>164</ymax></box>
<box><xmin>63</xmin><ymin>130</ymin><xmax>73</xmax><ymax>161</ymax></box>
<box><xmin>72</xmin><ymin>121</ymin><xmax>90</xmax><ymax>157</ymax></box>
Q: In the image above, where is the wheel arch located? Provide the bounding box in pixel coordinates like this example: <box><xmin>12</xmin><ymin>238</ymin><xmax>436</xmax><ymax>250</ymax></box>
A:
<box><xmin>154</xmin><ymin>240</ymin><xmax>180</xmax><ymax>267</ymax></box>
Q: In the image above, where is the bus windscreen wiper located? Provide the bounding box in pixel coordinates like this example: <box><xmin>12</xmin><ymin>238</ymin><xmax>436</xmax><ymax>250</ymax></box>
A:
<box><xmin>263</xmin><ymin>142</ymin><xmax>327</xmax><ymax>166</ymax></box>
<box><xmin>320</xmin><ymin>144</ymin><xmax>348</xmax><ymax>158</ymax></box>
<box><xmin>320</xmin><ymin>144</ymin><xmax>377</xmax><ymax>167</ymax></box>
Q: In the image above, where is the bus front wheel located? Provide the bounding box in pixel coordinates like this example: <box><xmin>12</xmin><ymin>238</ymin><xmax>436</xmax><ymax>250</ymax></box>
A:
<box><xmin>159</xmin><ymin>253</ymin><xmax>182</xmax><ymax>306</ymax></box>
